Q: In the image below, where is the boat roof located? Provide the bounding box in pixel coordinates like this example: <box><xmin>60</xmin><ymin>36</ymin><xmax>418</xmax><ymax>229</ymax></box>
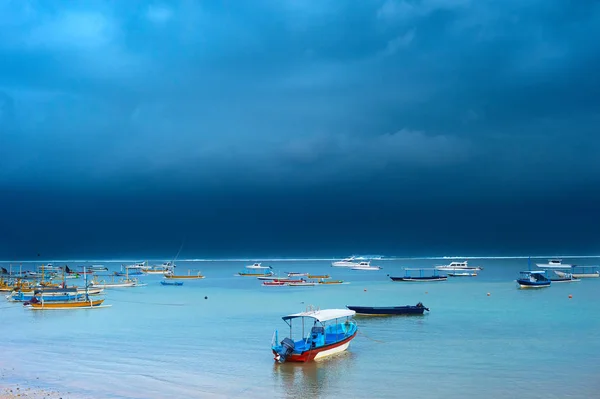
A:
<box><xmin>282</xmin><ymin>309</ymin><xmax>355</xmax><ymax>322</ymax></box>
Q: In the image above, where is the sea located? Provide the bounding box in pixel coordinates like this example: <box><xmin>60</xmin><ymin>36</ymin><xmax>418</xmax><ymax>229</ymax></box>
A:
<box><xmin>1</xmin><ymin>257</ymin><xmax>599</xmax><ymax>398</ymax></box>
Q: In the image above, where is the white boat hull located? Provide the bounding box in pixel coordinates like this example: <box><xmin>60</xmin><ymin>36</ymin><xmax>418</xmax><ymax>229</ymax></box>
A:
<box><xmin>331</xmin><ymin>262</ymin><xmax>358</xmax><ymax>267</ymax></box>
<box><xmin>351</xmin><ymin>267</ymin><xmax>381</xmax><ymax>271</ymax></box>
<box><xmin>555</xmin><ymin>271</ymin><xmax>599</xmax><ymax>278</ymax></box>
<box><xmin>313</xmin><ymin>341</ymin><xmax>351</xmax><ymax>361</ymax></box>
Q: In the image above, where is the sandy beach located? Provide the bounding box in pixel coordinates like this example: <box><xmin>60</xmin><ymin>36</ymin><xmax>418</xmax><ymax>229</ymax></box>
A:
<box><xmin>1</xmin><ymin>385</ymin><xmax>66</xmax><ymax>399</ymax></box>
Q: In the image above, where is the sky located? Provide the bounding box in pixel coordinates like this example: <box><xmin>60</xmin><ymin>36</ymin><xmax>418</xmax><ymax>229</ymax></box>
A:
<box><xmin>1</xmin><ymin>0</ymin><xmax>599</xmax><ymax>259</ymax></box>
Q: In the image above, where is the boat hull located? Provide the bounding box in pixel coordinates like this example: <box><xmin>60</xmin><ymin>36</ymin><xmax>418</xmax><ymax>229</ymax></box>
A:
<box><xmin>346</xmin><ymin>305</ymin><xmax>428</xmax><ymax>315</ymax></box>
<box><xmin>554</xmin><ymin>271</ymin><xmax>599</xmax><ymax>279</ymax></box>
<box><xmin>164</xmin><ymin>275</ymin><xmax>205</xmax><ymax>279</ymax></box>
<box><xmin>390</xmin><ymin>276</ymin><xmax>447</xmax><ymax>282</ymax></box>
<box><xmin>273</xmin><ymin>331</ymin><xmax>357</xmax><ymax>362</ymax></box>
<box><xmin>26</xmin><ymin>299</ymin><xmax>105</xmax><ymax>309</ymax></box>
<box><xmin>517</xmin><ymin>279</ymin><xmax>551</xmax><ymax>288</ymax></box>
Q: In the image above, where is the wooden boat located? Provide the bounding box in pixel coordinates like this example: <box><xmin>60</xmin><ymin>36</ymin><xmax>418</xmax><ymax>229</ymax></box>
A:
<box><xmin>164</xmin><ymin>270</ymin><xmax>205</xmax><ymax>280</ymax></box>
<box><xmin>317</xmin><ymin>279</ymin><xmax>344</xmax><ymax>285</ymax></box>
<box><xmin>238</xmin><ymin>265</ymin><xmax>273</xmax><ymax>277</ymax></box>
<box><xmin>346</xmin><ymin>303</ymin><xmax>429</xmax><ymax>316</ymax></box>
<box><xmin>160</xmin><ymin>280</ymin><xmax>183</xmax><ymax>286</ymax></box>
<box><xmin>448</xmin><ymin>272</ymin><xmax>477</xmax><ymax>277</ymax></box>
<box><xmin>272</xmin><ymin>308</ymin><xmax>357</xmax><ymax>363</ymax></box>
<box><xmin>262</xmin><ymin>281</ymin><xmax>287</xmax><ymax>286</ymax></box>
<box><xmin>91</xmin><ymin>267</ymin><xmax>144</xmax><ymax>288</ymax></box>
<box><xmin>24</xmin><ymin>296</ymin><xmax>106</xmax><ymax>309</ymax></box>
<box><xmin>7</xmin><ymin>291</ymin><xmax>85</xmax><ymax>302</ymax></box>
<box><xmin>286</xmin><ymin>281</ymin><xmax>316</xmax><ymax>287</ymax></box>
<box><xmin>390</xmin><ymin>268</ymin><xmax>447</xmax><ymax>282</ymax></box>
<box><xmin>308</xmin><ymin>274</ymin><xmax>330</xmax><ymax>279</ymax></box>
<box><xmin>554</xmin><ymin>266</ymin><xmax>599</xmax><ymax>279</ymax></box>
<box><xmin>517</xmin><ymin>271</ymin><xmax>551</xmax><ymax>288</ymax></box>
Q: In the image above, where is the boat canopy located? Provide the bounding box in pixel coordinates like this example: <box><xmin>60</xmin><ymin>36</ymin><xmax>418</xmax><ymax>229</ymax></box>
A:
<box><xmin>282</xmin><ymin>309</ymin><xmax>355</xmax><ymax>323</ymax></box>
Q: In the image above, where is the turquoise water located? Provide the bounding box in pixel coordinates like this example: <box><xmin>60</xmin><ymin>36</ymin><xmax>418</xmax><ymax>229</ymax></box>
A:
<box><xmin>1</xmin><ymin>258</ymin><xmax>600</xmax><ymax>398</ymax></box>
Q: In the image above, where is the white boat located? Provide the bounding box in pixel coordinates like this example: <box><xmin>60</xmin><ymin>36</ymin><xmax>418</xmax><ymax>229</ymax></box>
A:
<box><xmin>435</xmin><ymin>261</ymin><xmax>481</xmax><ymax>271</ymax></box>
<box><xmin>448</xmin><ymin>272</ymin><xmax>477</xmax><ymax>277</ymax></box>
<box><xmin>331</xmin><ymin>257</ymin><xmax>359</xmax><ymax>267</ymax></box>
<box><xmin>351</xmin><ymin>261</ymin><xmax>382</xmax><ymax>271</ymax></box>
<box><xmin>145</xmin><ymin>262</ymin><xmax>175</xmax><ymax>275</ymax></box>
<box><xmin>535</xmin><ymin>259</ymin><xmax>572</xmax><ymax>269</ymax></box>
<box><xmin>123</xmin><ymin>262</ymin><xmax>149</xmax><ymax>271</ymax></box>
<box><xmin>246</xmin><ymin>263</ymin><xmax>271</xmax><ymax>269</ymax></box>
<box><xmin>287</xmin><ymin>272</ymin><xmax>308</xmax><ymax>277</ymax></box>
<box><xmin>286</xmin><ymin>281</ymin><xmax>316</xmax><ymax>287</ymax></box>
<box><xmin>554</xmin><ymin>266</ymin><xmax>599</xmax><ymax>279</ymax></box>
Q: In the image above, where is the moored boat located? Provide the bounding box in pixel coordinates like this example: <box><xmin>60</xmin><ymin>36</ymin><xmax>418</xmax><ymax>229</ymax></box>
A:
<box><xmin>346</xmin><ymin>302</ymin><xmax>429</xmax><ymax>316</ymax></box>
<box><xmin>164</xmin><ymin>270</ymin><xmax>205</xmax><ymax>279</ymax></box>
<box><xmin>160</xmin><ymin>280</ymin><xmax>183</xmax><ymax>286</ymax></box>
<box><xmin>516</xmin><ymin>271</ymin><xmax>551</xmax><ymax>288</ymax></box>
<box><xmin>390</xmin><ymin>268</ymin><xmax>447</xmax><ymax>282</ymax></box>
<box><xmin>435</xmin><ymin>261</ymin><xmax>482</xmax><ymax>271</ymax></box>
<box><xmin>238</xmin><ymin>265</ymin><xmax>273</xmax><ymax>277</ymax></box>
<box><xmin>287</xmin><ymin>272</ymin><xmax>308</xmax><ymax>277</ymax></box>
<box><xmin>308</xmin><ymin>274</ymin><xmax>330</xmax><ymax>279</ymax></box>
<box><xmin>535</xmin><ymin>259</ymin><xmax>572</xmax><ymax>269</ymax></box>
<box><xmin>262</xmin><ymin>281</ymin><xmax>287</xmax><ymax>286</ymax></box>
<box><xmin>286</xmin><ymin>281</ymin><xmax>316</xmax><ymax>287</ymax></box>
<box><xmin>331</xmin><ymin>257</ymin><xmax>359</xmax><ymax>267</ymax></box>
<box><xmin>554</xmin><ymin>266</ymin><xmax>599</xmax><ymax>279</ymax></box>
<box><xmin>317</xmin><ymin>279</ymin><xmax>344</xmax><ymax>285</ymax></box>
<box><xmin>351</xmin><ymin>261</ymin><xmax>382</xmax><ymax>271</ymax></box>
<box><xmin>271</xmin><ymin>308</ymin><xmax>357</xmax><ymax>363</ymax></box>
<box><xmin>448</xmin><ymin>272</ymin><xmax>477</xmax><ymax>277</ymax></box>
<box><xmin>24</xmin><ymin>296</ymin><xmax>106</xmax><ymax>309</ymax></box>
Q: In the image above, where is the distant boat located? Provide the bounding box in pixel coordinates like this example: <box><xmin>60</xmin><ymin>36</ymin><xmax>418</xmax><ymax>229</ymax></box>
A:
<box><xmin>448</xmin><ymin>272</ymin><xmax>477</xmax><ymax>277</ymax></box>
<box><xmin>164</xmin><ymin>270</ymin><xmax>205</xmax><ymax>280</ymax></box>
<box><xmin>331</xmin><ymin>257</ymin><xmax>359</xmax><ymax>267</ymax></box>
<box><xmin>160</xmin><ymin>281</ymin><xmax>183</xmax><ymax>286</ymax></box>
<box><xmin>287</xmin><ymin>272</ymin><xmax>308</xmax><ymax>277</ymax></box>
<box><xmin>535</xmin><ymin>259</ymin><xmax>572</xmax><ymax>269</ymax></box>
<box><xmin>271</xmin><ymin>307</ymin><xmax>357</xmax><ymax>363</ymax></box>
<box><xmin>238</xmin><ymin>265</ymin><xmax>273</xmax><ymax>277</ymax></box>
<box><xmin>262</xmin><ymin>281</ymin><xmax>287</xmax><ymax>287</ymax></box>
<box><xmin>246</xmin><ymin>263</ymin><xmax>271</xmax><ymax>269</ymax></box>
<box><xmin>346</xmin><ymin>302</ymin><xmax>429</xmax><ymax>316</ymax></box>
<box><xmin>390</xmin><ymin>268</ymin><xmax>447</xmax><ymax>282</ymax></box>
<box><xmin>435</xmin><ymin>261</ymin><xmax>482</xmax><ymax>271</ymax></box>
<box><xmin>146</xmin><ymin>262</ymin><xmax>175</xmax><ymax>275</ymax></box>
<box><xmin>351</xmin><ymin>261</ymin><xmax>382</xmax><ymax>271</ymax></box>
<box><xmin>308</xmin><ymin>274</ymin><xmax>330</xmax><ymax>279</ymax></box>
<box><xmin>554</xmin><ymin>265</ymin><xmax>599</xmax><ymax>279</ymax></box>
<box><xmin>286</xmin><ymin>280</ymin><xmax>316</xmax><ymax>287</ymax></box>
<box><xmin>550</xmin><ymin>271</ymin><xmax>581</xmax><ymax>283</ymax></box>
<box><xmin>516</xmin><ymin>270</ymin><xmax>551</xmax><ymax>288</ymax></box>
<box><xmin>318</xmin><ymin>279</ymin><xmax>344</xmax><ymax>285</ymax></box>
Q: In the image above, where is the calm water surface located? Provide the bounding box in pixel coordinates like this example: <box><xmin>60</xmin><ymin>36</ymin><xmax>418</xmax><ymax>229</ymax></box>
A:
<box><xmin>1</xmin><ymin>258</ymin><xmax>599</xmax><ymax>398</ymax></box>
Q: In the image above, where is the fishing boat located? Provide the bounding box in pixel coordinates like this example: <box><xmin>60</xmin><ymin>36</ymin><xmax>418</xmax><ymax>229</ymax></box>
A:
<box><xmin>7</xmin><ymin>291</ymin><xmax>85</xmax><ymax>302</ymax></box>
<box><xmin>262</xmin><ymin>281</ymin><xmax>287</xmax><ymax>287</ymax></box>
<box><xmin>89</xmin><ymin>265</ymin><xmax>108</xmax><ymax>272</ymax></box>
<box><xmin>331</xmin><ymin>257</ymin><xmax>359</xmax><ymax>267</ymax></box>
<box><xmin>448</xmin><ymin>272</ymin><xmax>477</xmax><ymax>277</ymax></box>
<box><xmin>308</xmin><ymin>274</ymin><xmax>330</xmax><ymax>279</ymax></box>
<box><xmin>23</xmin><ymin>268</ymin><xmax>109</xmax><ymax>310</ymax></box>
<box><xmin>317</xmin><ymin>279</ymin><xmax>344</xmax><ymax>285</ymax></box>
<box><xmin>164</xmin><ymin>270</ymin><xmax>205</xmax><ymax>279</ymax></box>
<box><xmin>535</xmin><ymin>259</ymin><xmax>572</xmax><ymax>269</ymax></box>
<box><xmin>146</xmin><ymin>262</ymin><xmax>175</xmax><ymax>275</ymax></box>
<box><xmin>554</xmin><ymin>266</ymin><xmax>600</xmax><ymax>279</ymax></box>
<box><xmin>351</xmin><ymin>261</ymin><xmax>382</xmax><ymax>271</ymax></box>
<box><xmin>160</xmin><ymin>280</ymin><xmax>183</xmax><ymax>286</ymax></box>
<box><xmin>550</xmin><ymin>271</ymin><xmax>581</xmax><ymax>283</ymax></box>
<box><xmin>346</xmin><ymin>302</ymin><xmax>429</xmax><ymax>316</ymax></box>
<box><xmin>90</xmin><ymin>279</ymin><xmax>138</xmax><ymax>288</ymax></box>
<box><xmin>286</xmin><ymin>281</ymin><xmax>316</xmax><ymax>287</ymax></box>
<box><xmin>516</xmin><ymin>271</ymin><xmax>551</xmax><ymax>288</ymax></box>
<box><xmin>287</xmin><ymin>272</ymin><xmax>309</xmax><ymax>277</ymax></box>
<box><xmin>390</xmin><ymin>268</ymin><xmax>447</xmax><ymax>282</ymax></box>
<box><xmin>272</xmin><ymin>307</ymin><xmax>357</xmax><ymax>363</ymax></box>
<box><xmin>435</xmin><ymin>261</ymin><xmax>482</xmax><ymax>271</ymax></box>
<box><xmin>238</xmin><ymin>265</ymin><xmax>273</xmax><ymax>277</ymax></box>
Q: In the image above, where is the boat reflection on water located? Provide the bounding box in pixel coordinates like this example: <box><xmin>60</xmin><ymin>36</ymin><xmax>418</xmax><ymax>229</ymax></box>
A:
<box><xmin>272</xmin><ymin>351</ymin><xmax>355</xmax><ymax>398</ymax></box>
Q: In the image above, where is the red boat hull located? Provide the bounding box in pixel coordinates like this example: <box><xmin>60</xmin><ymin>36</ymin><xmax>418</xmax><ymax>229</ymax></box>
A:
<box><xmin>273</xmin><ymin>331</ymin><xmax>357</xmax><ymax>362</ymax></box>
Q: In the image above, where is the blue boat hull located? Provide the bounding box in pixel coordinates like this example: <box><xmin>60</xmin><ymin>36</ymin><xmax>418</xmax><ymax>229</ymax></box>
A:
<box><xmin>160</xmin><ymin>281</ymin><xmax>183</xmax><ymax>286</ymax></box>
<box><xmin>517</xmin><ymin>279</ymin><xmax>551</xmax><ymax>288</ymax></box>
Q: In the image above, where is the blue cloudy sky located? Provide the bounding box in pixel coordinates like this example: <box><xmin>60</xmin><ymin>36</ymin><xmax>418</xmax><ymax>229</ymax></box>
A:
<box><xmin>1</xmin><ymin>0</ymin><xmax>599</xmax><ymax>259</ymax></box>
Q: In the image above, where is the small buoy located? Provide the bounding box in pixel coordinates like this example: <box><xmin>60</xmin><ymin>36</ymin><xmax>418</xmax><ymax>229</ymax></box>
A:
<box><xmin>487</xmin><ymin>292</ymin><xmax>491</xmax><ymax>296</ymax></box>
<box><xmin>363</xmin><ymin>289</ymin><xmax>367</xmax><ymax>292</ymax></box>
<box><xmin>204</xmin><ymin>296</ymin><xmax>208</xmax><ymax>300</ymax></box>
<box><xmin>425</xmin><ymin>291</ymin><xmax>428</xmax><ymax>294</ymax></box>
<box><xmin>568</xmin><ymin>294</ymin><xmax>572</xmax><ymax>299</ymax></box>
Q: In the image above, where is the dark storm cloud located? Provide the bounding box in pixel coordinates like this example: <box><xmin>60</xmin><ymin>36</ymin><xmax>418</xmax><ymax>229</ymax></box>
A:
<box><xmin>1</xmin><ymin>1</ymin><xmax>599</xmax><ymax>258</ymax></box>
